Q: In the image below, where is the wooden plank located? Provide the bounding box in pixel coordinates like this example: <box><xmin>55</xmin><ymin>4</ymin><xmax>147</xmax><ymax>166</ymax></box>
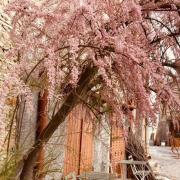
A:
<box><xmin>118</xmin><ymin>160</ymin><xmax>148</xmax><ymax>165</ymax></box>
<box><xmin>110</xmin><ymin>113</ymin><xmax>125</xmax><ymax>177</ymax></box>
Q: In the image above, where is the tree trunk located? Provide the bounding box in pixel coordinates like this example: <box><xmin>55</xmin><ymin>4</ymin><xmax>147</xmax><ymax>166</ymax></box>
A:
<box><xmin>19</xmin><ymin>65</ymin><xmax>97</xmax><ymax>180</ymax></box>
<box><xmin>34</xmin><ymin>90</ymin><xmax>48</xmax><ymax>179</ymax></box>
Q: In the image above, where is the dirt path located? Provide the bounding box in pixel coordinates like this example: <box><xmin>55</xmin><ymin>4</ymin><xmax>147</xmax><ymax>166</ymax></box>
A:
<box><xmin>148</xmin><ymin>146</ymin><xmax>180</xmax><ymax>180</ymax></box>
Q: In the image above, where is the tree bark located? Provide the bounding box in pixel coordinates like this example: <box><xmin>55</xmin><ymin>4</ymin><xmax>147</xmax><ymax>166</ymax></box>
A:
<box><xmin>19</xmin><ymin>65</ymin><xmax>97</xmax><ymax>180</ymax></box>
<box><xmin>34</xmin><ymin>90</ymin><xmax>48</xmax><ymax>179</ymax></box>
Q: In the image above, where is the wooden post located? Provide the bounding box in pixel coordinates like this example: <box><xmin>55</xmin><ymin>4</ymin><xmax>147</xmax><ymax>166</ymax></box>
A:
<box><xmin>145</xmin><ymin>118</ymin><xmax>147</xmax><ymax>155</ymax></box>
<box><xmin>121</xmin><ymin>163</ymin><xmax>127</xmax><ymax>180</ymax></box>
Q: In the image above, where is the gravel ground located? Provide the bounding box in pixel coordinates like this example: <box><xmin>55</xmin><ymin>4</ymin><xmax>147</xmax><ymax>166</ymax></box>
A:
<box><xmin>148</xmin><ymin>146</ymin><xmax>180</xmax><ymax>180</ymax></box>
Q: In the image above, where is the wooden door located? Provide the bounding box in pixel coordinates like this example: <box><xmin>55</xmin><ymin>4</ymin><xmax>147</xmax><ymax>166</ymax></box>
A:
<box><xmin>64</xmin><ymin>104</ymin><xmax>94</xmax><ymax>176</ymax></box>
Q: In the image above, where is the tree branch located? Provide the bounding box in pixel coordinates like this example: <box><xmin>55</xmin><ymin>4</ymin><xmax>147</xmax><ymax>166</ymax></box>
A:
<box><xmin>18</xmin><ymin>65</ymin><xmax>97</xmax><ymax>180</ymax></box>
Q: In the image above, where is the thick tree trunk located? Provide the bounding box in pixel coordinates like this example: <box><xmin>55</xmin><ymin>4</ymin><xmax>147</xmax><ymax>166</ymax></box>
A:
<box><xmin>34</xmin><ymin>90</ymin><xmax>48</xmax><ymax>179</ymax></box>
<box><xmin>19</xmin><ymin>66</ymin><xmax>97</xmax><ymax>180</ymax></box>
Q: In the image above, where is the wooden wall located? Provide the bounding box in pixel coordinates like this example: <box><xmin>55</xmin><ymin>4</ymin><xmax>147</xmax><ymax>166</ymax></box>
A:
<box><xmin>110</xmin><ymin>114</ymin><xmax>125</xmax><ymax>176</ymax></box>
<box><xmin>63</xmin><ymin>104</ymin><xmax>94</xmax><ymax>175</ymax></box>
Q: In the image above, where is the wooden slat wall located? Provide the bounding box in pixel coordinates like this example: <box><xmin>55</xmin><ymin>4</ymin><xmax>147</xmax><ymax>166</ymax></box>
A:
<box><xmin>79</xmin><ymin>108</ymin><xmax>94</xmax><ymax>174</ymax></box>
<box><xmin>110</xmin><ymin>114</ymin><xmax>125</xmax><ymax>176</ymax></box>
<box><xmin>64</xmin><ymin>104</ymin><xmax>94</xmax><ymax>176</ymax></box>
<box><xmin>63</xmin><ymin>105</ymin><xmax>81</xmax><ymax>175</ymax></box>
